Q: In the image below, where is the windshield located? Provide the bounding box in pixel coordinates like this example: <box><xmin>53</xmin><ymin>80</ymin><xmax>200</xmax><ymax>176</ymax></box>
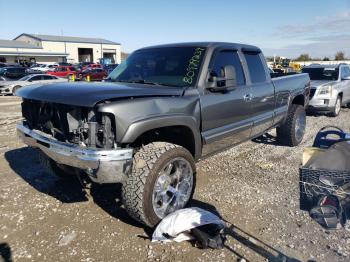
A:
<box><xmin>19</xmin><ymin>75</ymin><xmax>32</xmax><ymax>81</ymax></box>
<box><xmin>302</xmin><ymin>67</ymin><xmax>339</xmax><ymax>81</ymax></box>
<box><xmin>108</xmin><ymin>46</ymin><xmax>206</xmax><ymax>87</ymax></box>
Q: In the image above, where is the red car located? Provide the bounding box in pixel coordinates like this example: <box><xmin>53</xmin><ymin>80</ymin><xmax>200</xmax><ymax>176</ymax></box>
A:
<box><xmin>47</xmin><ymin>66</ymin><xmax>77</xmax><ymax>78</ymax></box>
<box><xmin>82</xmin><ymin>63</ymin><xmax>102</xmax><ymax>70</ymax></box>
<box><xmin>77</xmin><ymin>68</ymin><xmax>107</xmax><ymax>81</ymax></box>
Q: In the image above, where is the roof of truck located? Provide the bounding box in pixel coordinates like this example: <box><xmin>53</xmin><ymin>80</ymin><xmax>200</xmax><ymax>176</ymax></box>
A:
<box><xmin>138</xmin><ymin>42</ymin><xmax>261</xmax><ymax>52</ymax></box>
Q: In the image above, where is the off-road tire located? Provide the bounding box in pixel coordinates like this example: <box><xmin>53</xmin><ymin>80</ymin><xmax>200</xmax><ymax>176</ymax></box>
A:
<box><xmin>122</xmin><ymin>142</ymin><xmax>196</xmax><ymax>227</ymax></box>
<box><xmin>276</xmin><ymin>104</ymin><xmax>306</xmax><ymax>147</ymax></box>
<box><xmin>330</xmin><ymin>96</ymin><xmax>342</xmax><ymax>117</ymax></box>
<box><xmin>38</xmin><ymin>150</ymin><xmax>77</xmax><ymax>180</ymax></box>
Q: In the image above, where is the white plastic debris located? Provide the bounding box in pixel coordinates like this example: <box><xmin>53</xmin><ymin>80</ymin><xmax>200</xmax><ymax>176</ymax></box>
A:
<box><xmin>152</xmin><ymin>207</ymin><xmax>225</xmax><ymax>242</ymax></box>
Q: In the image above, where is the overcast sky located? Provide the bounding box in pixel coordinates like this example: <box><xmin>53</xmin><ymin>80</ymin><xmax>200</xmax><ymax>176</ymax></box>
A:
<box><xmin>1</xmin><ymin>0</ymin><xmax>349</xmax><ymax>59</ymax></box>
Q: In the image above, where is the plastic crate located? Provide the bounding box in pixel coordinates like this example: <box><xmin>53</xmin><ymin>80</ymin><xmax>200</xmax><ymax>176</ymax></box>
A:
<box><xmin>299</xmin><ymin>167</ymin><xmax>350</xmax><ymax>211</ymax></box>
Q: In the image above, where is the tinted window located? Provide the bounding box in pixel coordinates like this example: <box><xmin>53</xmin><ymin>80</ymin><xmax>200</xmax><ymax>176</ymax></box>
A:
<box><xmin>31</xmin><ymin>75</ymin><xmax>43</xmax><ymax>81</ymax></box>
<box><xmin>43</xmin><ymin>75</ymin><xmax>54</xmax><ymax>80</ymax></box>
<box><xmin>345</xmin><ymin>67</ymin><xmax>350</xmax><ymax>77</ymax></box>
<box><xmin>244</xmin><ymin>53</ymin><xmax>266</xmax><ymax>83</ymax></box>
<box><xmin>341</xmin><ymin>67</ymin><xmax>350</xmax><ymax>78</ymax></box>
<box><xmin>210</xmin><ymin>51</ymin><xmax>245</xmax><ymax>86</ymax></box>
<box><xmin>302</xmin><ymin>67</ymin><xmax>339</xmax><ymax>81</ymax></box>
<box><xmin>19</xmin><ymin>75</ymin><xmax>32</xmax><ymax>81</ymax></box>
<box><xmin>16</xmin><ymin>68</ymin><xmax>25</xmax><ymax>73</ymax></box>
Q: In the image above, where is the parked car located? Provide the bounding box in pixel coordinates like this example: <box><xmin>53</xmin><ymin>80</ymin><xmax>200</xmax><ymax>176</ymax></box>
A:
<box><xmin>103</xmin><ymin>63</ymin><xmax>118</xmax><ymax>74</ymax></box>
<box><xmin>0</xmin><ymin>67</ymin><xmax>27</xmax><ymax>80</ymax></box>
<box><xmin>76</xmin><ymin>62</ymin><xmax>94</xmax><ymax>70</ymax></box>
<box><xmin>58</xmin><ymin>62</ymin><xmax>72</xmax><ymax>66</ymax></box>
<box><xmin>84</xmin><ymin>63</ymin><xmax>102</xmax><ymax>70</ymax></box>
<box><xmin>16</xmin><ymin>42</ymin><xmax>310</xmax><ymax>227</ymax></box>
<box><xmin>31</xmin><ymin>64</ymin><xmax>58</xmax><ymax>72</ymax></box>
<box><xmin>0</xmin><ymin>74</ymin><xmax>68</xmax><ymax>95</ymax></box>
<box><xmin>77</xmin><ymin>68</ymin><xmax>107</xmax><ymax>81</ymax></box>
<box><xmin>302</xmin><ymin>64</ymin><xmax>350</xmax><ymax>117</ymax></box>
<box><xmin>46</xmin><ymin>66</ymin><xmax>77</xmax><ymax>78</ymax></box>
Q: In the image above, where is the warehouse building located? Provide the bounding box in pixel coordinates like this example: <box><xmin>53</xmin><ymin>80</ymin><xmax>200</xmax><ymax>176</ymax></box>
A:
<box><xmin>0</xmin><ymin>33</ymin><xmax>121</xmax><ymax>65</ymax></box>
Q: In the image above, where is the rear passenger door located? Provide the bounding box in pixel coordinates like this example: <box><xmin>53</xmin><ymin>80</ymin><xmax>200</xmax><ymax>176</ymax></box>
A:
<box><xmin>200</xmin><ymin>50</ymin><xmax>253</xmax><ymax>155</ymax></box>
<box><xmin>242</xmin><ymin>51</ymin><xmax>275</xmax><ymax>137</ymax></box>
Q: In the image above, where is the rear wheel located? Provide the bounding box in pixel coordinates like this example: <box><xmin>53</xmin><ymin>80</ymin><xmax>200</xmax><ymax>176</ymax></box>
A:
<box><xmin>277</xmin><ymin>104</ymin><xmax>306</xmax><ymax>146</ymax></box>
<box><xmin>330</xmin><ymin>96</ymin><xmax>341</xmax><ymax>117</ymax></box>
<box><xmin>122</xmin><ymin>142</ymin><xmax>196</xmax><ymax>227</ymax></box>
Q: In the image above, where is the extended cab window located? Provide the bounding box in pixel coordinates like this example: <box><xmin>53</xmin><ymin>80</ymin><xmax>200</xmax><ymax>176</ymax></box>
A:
<box><xmin>243</xmin><ymin>52</ymin><xmax>267</xmax><ymax>83</ymax></box>
<box><xmin>210</xmin><ymin>51</ymin><xmax>245</xmax><ymax>86</ymax></box>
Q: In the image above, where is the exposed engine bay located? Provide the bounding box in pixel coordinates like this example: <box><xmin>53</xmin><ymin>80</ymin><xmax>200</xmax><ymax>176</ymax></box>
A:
<box><xmin>21</xmin><ymin>99</ymin><xmax>116</xmax><ymax>149</ymax></box>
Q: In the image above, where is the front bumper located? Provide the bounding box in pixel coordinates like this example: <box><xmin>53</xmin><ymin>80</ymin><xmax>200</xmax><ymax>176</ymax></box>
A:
<box><xmin>0</xmin><ymin>87</ymin><xmax>12</xmax><ymax>95</ymax></box>
<box><xmin>307</xmin><ymin>95</ymin><xmax>337</xmax><ymax>112</ymax></box>
<box><xmin>17</xmin><ymin>123</ymin><xmax>133</xmax><ymax>183</ymax></box>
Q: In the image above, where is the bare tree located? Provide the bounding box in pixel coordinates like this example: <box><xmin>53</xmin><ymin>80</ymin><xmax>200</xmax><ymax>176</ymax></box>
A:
<box><xmin>335</xmin><ymin>51</ymin><xmax>345</xmax><ymax>61</ymax></box>
<box><xmin>295</xmin><ymin>54</ymin><xmax>311</xmax><ymax>61</ymax></box>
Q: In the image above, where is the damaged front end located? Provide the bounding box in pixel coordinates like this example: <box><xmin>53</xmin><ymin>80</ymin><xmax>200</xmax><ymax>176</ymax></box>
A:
<box><xmin>17</xmin><ymin>99</ymin><xmax>133</xmax><ymax>183</ymax></box>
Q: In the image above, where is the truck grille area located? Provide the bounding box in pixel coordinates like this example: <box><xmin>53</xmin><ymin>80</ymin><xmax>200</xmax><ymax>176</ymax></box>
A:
<box><xmin>21</xmin><ymin>99</ymin><xmax>115</xmax><ymax>149</ymax></box>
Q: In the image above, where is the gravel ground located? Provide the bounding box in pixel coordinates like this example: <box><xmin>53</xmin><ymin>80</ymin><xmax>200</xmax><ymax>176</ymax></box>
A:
<box><xmin>0</xmin><ymin>95</ymin><xmax>350</xmax><ymax>262</ymax></box>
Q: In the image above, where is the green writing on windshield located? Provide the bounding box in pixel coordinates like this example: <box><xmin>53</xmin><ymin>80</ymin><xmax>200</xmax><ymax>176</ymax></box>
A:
<box><xmin>183</xmin><ymin>47</ymin><xmax>205</xmax><ymax>85</ymax></box>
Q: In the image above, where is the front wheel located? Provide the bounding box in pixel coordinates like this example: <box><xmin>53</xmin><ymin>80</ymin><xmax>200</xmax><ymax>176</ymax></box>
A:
<box><xmin>277</xmin><ymin>104</ymin><xmax>306</xmax><ymax>147</ymax></box>
<box><xmin>122</xmin><ymin>142</ymin><xmax>196</xmax><ymax>227</ymax></box>
<box><xmin>330</xmin><ymin>96</ymin><xmax>341</xmax><ymax>117</ymax></box>
<box><xmin>12</xmin><ymin>86</ymin><xmax>21</xmax><ymax>95</ymax></box>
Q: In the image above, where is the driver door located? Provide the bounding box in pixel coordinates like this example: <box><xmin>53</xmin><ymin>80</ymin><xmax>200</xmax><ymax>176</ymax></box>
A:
<box><xmin>200</xmin><ymin>50</ymin><xmax>253</xmax><ymax>156</ymax></box>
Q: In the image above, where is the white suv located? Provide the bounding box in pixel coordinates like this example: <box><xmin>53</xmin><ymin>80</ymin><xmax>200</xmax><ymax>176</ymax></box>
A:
<box><xmin>303</xmin><ymin>64</ymin><xmax>350</xmax><ymax>116</ymax></box>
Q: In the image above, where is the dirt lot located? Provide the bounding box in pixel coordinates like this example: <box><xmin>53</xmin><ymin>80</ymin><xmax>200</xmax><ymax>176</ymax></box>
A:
<box><xmin>0</xmin><ymin>95</ymin><xmax>350</xmax><ymax>262</ymax></box>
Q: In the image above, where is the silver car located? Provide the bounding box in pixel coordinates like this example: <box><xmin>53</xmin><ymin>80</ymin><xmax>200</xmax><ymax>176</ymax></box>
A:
<box><xmin>302</xmin><ymin>64</ymin><xmax>350</xmax><ymax>116</ymax></box>
<box><xmin>0</xmin><ymin>74</ymin><xmax>68</xmax><ymax>95</ymax></box>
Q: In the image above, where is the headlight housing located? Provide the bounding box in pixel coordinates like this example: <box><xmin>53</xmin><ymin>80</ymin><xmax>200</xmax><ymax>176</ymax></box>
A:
<box><xmin>318</xmin><ymin>85</ymin><xmax>332</xmax><ymax>95</ymax></box>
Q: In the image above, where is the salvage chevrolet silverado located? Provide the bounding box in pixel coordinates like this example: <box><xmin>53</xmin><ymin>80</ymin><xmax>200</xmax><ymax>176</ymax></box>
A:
<box><xmin>16</xmin><ymin>42</ymin><xmax>310</xmax><ymax>227</ymax></box>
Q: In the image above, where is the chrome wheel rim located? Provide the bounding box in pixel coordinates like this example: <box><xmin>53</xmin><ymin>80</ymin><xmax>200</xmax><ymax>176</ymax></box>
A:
<box><xmin>335</xmin><ymin>98</ymin><xmax>341</xmax><ymax>115</ymax></box>
<box><xmin>295</xmin><ymin>111</ymin><xmax>306</xmax><ymax>142</ymax></box>
<box><xmin>152</xmin><ymin>157</ymin><xmax>193</xmax><ymax>219</ymax></box>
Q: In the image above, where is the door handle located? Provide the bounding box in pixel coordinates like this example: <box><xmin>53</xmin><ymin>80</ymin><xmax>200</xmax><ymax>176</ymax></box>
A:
<box><xmin>243</xmin><ymin>93</ymin><xmax>253</xmax><ymax>102</ymax></box>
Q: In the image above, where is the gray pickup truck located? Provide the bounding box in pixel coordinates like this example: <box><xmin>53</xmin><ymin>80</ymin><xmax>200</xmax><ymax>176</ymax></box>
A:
<box><xmin>16</xmin><ymin>42</ymin><xmax>310</xmax><ymax>227</ymax></box>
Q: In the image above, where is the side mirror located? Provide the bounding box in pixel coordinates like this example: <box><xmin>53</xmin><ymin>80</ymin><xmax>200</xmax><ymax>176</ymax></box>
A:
<box><xmin>342</xmin><ymin>76</ymin><xmax>350</xmax><ymax>81</ymax></box>
<box><xmin>207</xmin><ymin>65</ymin><xmax>237</xmax><ymax>92</ymax></box>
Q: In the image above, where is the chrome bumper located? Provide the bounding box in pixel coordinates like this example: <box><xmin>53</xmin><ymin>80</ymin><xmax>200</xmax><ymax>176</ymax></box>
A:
<box><xmin>16</xmin><ymin>123</ymin><xmax>133</xmax><ymax>183</ymax></box>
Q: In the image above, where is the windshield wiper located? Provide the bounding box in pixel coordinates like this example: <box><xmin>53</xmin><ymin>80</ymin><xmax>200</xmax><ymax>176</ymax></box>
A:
<box><xmin>114</xmin><ymin>79</ymin><xmax>182</xmax><ymax>87</ymax></box>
